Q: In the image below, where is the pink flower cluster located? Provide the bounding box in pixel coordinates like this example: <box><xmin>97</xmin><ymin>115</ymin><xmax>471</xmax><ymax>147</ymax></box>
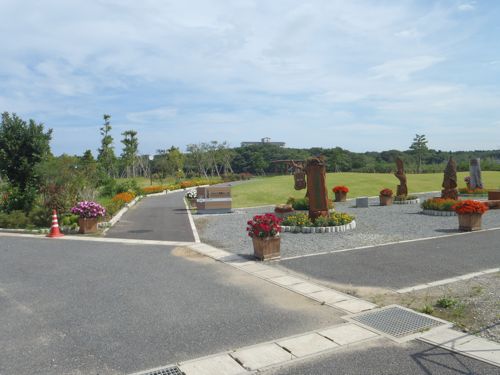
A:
<box><xmin>246</xmin><ymin>213</ymin><xmax>282</xmax><ymax>238</ymax></box>
<box><xmin>71</xmin><ymin>201</ymin><xmax>106</xmax><ymax>218</ymax></box>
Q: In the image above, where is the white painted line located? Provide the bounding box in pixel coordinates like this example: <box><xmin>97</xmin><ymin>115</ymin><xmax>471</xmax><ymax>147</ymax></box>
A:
<box><xmin>179</xmin><ymin>354</ymin><xmax>247</xmax><ymax>375</ymax></box>
<box><xmin>318</xmin><ymin>323</ymin><xmax>379</xmax><ymax>345</ymax></box>
<box><xmin>280</xmin><ymin>227</ymin><xmax>500</xmax><ymax>261</ymax></box>
<box><xmin>420</xmin><ymin>327</ymin><xmax>500</xmax><ymax>367</ymax></box>
<box><xmin>184</xmin><ymin>196</ymin><xmax>201</xmax><ymax>243</ymax></box>
<box><xmin>396</xmin><ymin>268</ymin><xmax>500</xmax><ymax>293</ymax></box>
<box><xmin>0</xmin><ymin>232</ymin><xmax>196</xmax><ymax>247</ymax></box>
<box><xmin>231</xmin><ymin>343</ymin><xmax>293</xmax><ymax>371</ymax></box>
<box><xmin>277</xmin><ymin>333</ymin><xmax>339</xmax><ymax>357</ymax></box>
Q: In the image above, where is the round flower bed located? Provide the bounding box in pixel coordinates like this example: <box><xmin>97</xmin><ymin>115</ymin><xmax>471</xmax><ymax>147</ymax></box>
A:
<box><xmin>421</xmin><ymin>198</ymin><xmax>458</xmax><ymax>216</ymax></box>
<box><xmin>393</xmin><ymin>195</ymin><xmax>420</xmax><ymax>205</ymax></box>
<box><xmin>281</xmin><ymin>212</ymin><xmax>356</xmax><ymax>234</ymax></box>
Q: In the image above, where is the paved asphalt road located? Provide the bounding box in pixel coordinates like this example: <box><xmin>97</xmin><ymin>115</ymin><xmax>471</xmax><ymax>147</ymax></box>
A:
<box><xmin>0</xmin><ymin>236</ymin><xmax>343</xmax><ymax>375</ymax></box>
<box><xmin>265</xmin><ymin>338</ymin><xmax>500</xmax><ymax>375</ymax></box>
<box><xmin>105</xmin><ymin>192</ymin><xmax>195</xmax><ymax>242</ymax></box>
<box><xmin>278</xmin><ymin>229</ymin><xmax>500</xmax><ymax>290</ymax></box>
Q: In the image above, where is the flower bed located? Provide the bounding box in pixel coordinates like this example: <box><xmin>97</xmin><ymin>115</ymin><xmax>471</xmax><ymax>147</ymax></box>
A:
<box><xmin>281</xmin><ymin>212</ymin><xmax>356</xmax><ymax>234</ymax></box>
<box><xmin>421</xmin><ymin>197</ymin><xmax>459</xmax><ymax>216</ymax></box>
<box><xmin>393</xmin><ymin>195</ymin><xmax>420</xmax><ymax>205</ymax></box>
<box><xmin>459</xmin><ymin>187</ymin><xmax>488</xmax><ymax>196</ymax></box>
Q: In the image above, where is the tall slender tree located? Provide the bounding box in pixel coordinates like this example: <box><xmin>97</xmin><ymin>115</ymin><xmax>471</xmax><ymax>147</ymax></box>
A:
<box><xmin>121</xmin><ymin>130</ymin><xmax>139</xmax><ymax>178</ymax></box>
<box><xmin>409</xmin><ymin>134</ymin><xmax>429</xmax><ymax>174</ymax></box>
<box><xmin>97</xmin><ymin>114</ymin><xmax>116</xmax><ymax>177</ymax></box>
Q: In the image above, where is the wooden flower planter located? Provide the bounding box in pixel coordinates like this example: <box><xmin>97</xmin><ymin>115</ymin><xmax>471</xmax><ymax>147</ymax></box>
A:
<box><xmin>334</xmin><ymin>191</ymin><xmax>347</xmax><ymax>202</ymax></box>
<box><xmin>379</xmin><ymin>195</ymin><xmax>393</xmax><ymax>206</ymax></box>
<box><xmin>252</xmin><ymin>236</ymin><xmax>281</xmax><ymax>261</ymax></box>
<box><xmin>458</xmin><ymin>213</ymin><xmax>483</xmax><ymax>231</ymax></box>
<box><xmin>78</xmin><ymin>218</ymin><xmax>98</xmax><ymax>234</ymax></box>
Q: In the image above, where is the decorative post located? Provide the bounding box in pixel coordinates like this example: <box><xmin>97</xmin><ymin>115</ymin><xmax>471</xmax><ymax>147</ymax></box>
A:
<box><xmin>469</xmin><ymin>158</ymin><xmax>483</xmax><ymax>190</ymax></box>
<box><xmin>394</xmin><ymin>157</ymin><xmax>408</xmax><ymax>197</ymax></box>
<box><xmin>292</xmin><ymin>157</ymin><xmax>329</xmax><ymax>220</ymax></box>
<box><xmin>441</xmin><ymin>157</ymin><xmax>458</xmax><ymax>200</ymax></box>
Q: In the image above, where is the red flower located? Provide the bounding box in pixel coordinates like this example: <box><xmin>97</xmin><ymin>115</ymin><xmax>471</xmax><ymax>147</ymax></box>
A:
<box><xmin>380</xmin><ymin>188</ymin><xmax>393</xmax><ymax>197</ymax></box>
<box><xmin>333</xmin><ymin>185</ymin><xmax>349</xmax><ymax>193</ymax></box>
<box><xmin>452</xmin><ymin>200</ymin><xmax>488</xmax><ymax>215</ymax></box>
<box><xmin>246</xmin><ymin>213</ymin><xmax>282</xmax><ymax>238</ymax></box>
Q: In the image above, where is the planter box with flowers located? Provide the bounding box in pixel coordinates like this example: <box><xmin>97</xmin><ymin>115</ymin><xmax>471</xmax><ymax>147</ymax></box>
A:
<box><xmin>379</xmin><ymin>188</ymin><xmax>393</xmax><ymax>206</ymax></box>
<box><xmin>333</xmin><ymin>186</ymin><xmax>349</xmax><ymax>202</ymax></box>
<box><xmin>247</xmin><ymin>213</ymin><xmax>282</xmax><ymax>261</ymax></box>
<box><xmin>71</xmin><ymin>201</ymin><xmax>106</xmax><ymax>234</ymax></box>
<box><xmin>185</xmin><ymin>189</ymin><xmax>197</xmax><ymax>208</ymax></box>
<box><xmin>452</xmin><ymin>200</ymin><xmax>488</xmax><ymax>231</ymax></box>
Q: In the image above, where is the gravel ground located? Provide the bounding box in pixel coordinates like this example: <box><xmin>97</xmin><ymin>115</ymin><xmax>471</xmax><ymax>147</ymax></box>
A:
<box><xmin>193</xmin><ymin>193</ymin><xmax>500</xmax><ymax>258</ymax></box>
<box><xmin>368</xmin><ymin>272</ymin><xmax>500</xmax><ymax>343</ymax></box>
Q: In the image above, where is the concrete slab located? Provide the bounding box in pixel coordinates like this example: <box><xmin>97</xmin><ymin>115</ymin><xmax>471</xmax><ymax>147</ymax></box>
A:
<box><xmin>180</xmin><ymin>354</ymin><xmax>247</xmax><ymax>375</ymax></box>
<box><xmin>308</xmin><ymin>290</ymin><xmax>350</xmax><ymax>304</ymax></box>
<box><xmin>252</xmin><ymin>268</ymin><xmax>287</xmax><ymax>279</ymax></box>
<box><xmin>319</xmin><ymin>323</ymin><xmax>379</xmax><ymax>345</ymax></box>
<box><xmin>270</xmin><ymin>275</ymin><xmax>304</xmax><ymax>286</ymax></box>
<box><xmin>288</xmin><ymin>282</ymin><xmax>327</xmax><ymax>294</ymax></box>
<box><xmin>277</xmin><ymin>333</ymin><xmax>339</xmax><ymax>357</ymax></box>
<box><xmin>232</xmin><ymin>343</ymin><xmax>293</xmax><ymax>370</ymax></box>
<box><xmin>332</xmin><ymin>299</ymin><xmax>377</xmax><ymax>313</ymax></box>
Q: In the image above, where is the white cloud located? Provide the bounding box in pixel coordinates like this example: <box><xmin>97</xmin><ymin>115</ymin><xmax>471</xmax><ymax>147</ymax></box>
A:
<box><xmin>458</xmin><ymin>2</ymin><xmax>476</xmax><ymax>12</ymax></box>
<box><xmin>126</xmin><ymin>107</ymin><xmax>177</xmax><ymax>123</ymax></box>
<box><xmin>370</xmin><ymin>56</ymin><xmax>445</xmax><ymax>81</ymax></box>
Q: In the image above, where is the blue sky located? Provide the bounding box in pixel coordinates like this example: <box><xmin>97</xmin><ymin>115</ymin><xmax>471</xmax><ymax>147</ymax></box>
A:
<box><xmin>1</xmin><ymin>0</ymin><xmax>499</xmax><ymax>155</ymax></box>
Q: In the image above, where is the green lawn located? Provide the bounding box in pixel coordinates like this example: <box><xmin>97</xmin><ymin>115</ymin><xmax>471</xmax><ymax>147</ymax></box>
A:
<box><xmin>232</xmin><ymin>171</ymin><xmax>500</xmax><ymax>208</ymax></box>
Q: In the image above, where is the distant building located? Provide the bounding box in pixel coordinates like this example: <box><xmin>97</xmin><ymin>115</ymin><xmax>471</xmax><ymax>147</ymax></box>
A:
<box><xmin>241</xmin><ymin>137</ymin><xmax>285</xmax><ymax>147</ymax></box>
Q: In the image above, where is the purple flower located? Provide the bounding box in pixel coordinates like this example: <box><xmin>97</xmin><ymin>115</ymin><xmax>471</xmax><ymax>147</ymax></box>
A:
<box><xmin>71</xmin><ymin>201</ymin><xmax>106</xmax><ymax>218</ymax></box>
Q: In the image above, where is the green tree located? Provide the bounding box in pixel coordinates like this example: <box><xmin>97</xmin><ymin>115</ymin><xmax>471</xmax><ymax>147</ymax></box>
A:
<box><xmin>97</xmin><ymin>114</ymin><xmax>116</xmax><ymax>177</ymax></box>
<box><xmin>409</xmin><ymin>134</ymin><xmax>429</xmax><ymax>174</ymax></box>
<box><xmin>0</xmin><ymin>112</ymin><xmax>52</xmax><ymax>211</ymax></box>
<box><xmin>121</xmin><ymin>130</ymin><xmax>139</xmax><ymax>178</ymax></box>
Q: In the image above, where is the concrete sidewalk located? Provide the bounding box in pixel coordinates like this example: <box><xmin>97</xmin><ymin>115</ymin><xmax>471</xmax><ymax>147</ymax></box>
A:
<box><xmin>105</xmin><ymin>191</ymin><xmax>195</xmax><ymax>242</ymax></box>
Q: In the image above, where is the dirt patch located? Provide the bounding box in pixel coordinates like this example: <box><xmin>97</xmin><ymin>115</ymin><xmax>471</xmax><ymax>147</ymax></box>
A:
<box><xmin>171</xmin><ymin>247</ymin><xmax>211</xmax><ymax>263</ymax></box>
<box><xmin>364</xmin><ymin>272</ymin><xmax>500</xmax><ymax>343</ymax></box>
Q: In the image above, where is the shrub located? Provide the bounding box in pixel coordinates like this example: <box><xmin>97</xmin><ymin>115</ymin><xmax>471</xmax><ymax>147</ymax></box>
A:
<box><xmin>458</xmin><ymin>187</ymin><xmax>488</xmax><ymax>195</ymax></box>
<box><xmin>116</xmin><ymin>180</ymin><xmax>142</xmax><ymax>196</ymax></box>
<box><xmin>246</xmin><ymin>213</ymin><xmax>282</xmax><ymax>238</ymax></box>
<box><xmin>452</xmin><ymin>200</ymin><xmax>488</xmax><ymax>215</ymax></box>
<box><xmin>332</xmin><ymin>186</ymin><xmax>349</xmax><ymax>193</ymax></box>
<box><xmin>282</xmin><ymin>213</ymin><xmax>312</xmax><ymax>227</ymax></box>
<box><xmin>142</xmin><ymin>185</ymin><xmax>167</xmax><ymax>194</ymax></box>
<box><xmin>436</xmin><ymin>297</ymin><xmax>458</xmax><ymax>309</ymax></box>
<box><xmin>394</xmin><ymin>195</ymin><xmax>418</xmax><ymax>201</ymax></box>
<box><xmin>379</xmin><ymin>188</ymin><xmax>393</xmax><ymax>197</ymax></box>
<box><xmin>103</xmin><ymin>200</ymin><xmax>124</xmax><ymax>218</ymax></box>
<box><xmin>112</xmin><ymin>192</ymin><xmax>135</xmax><ymax>204</ymax></box>
<box><xmin>286</xmin><ymin>197</ymin><xmax>309</xmax><ymax>210</ymax></box>
<box><xmin>421</xmin><ymin>198</ymin><xmax>459</xmax><ymax>211</ymax></box>
<box><xmin>313</xmin><ymin>215</ymin><xmax>330</xmax><ymax>227</ymax></box>
<box><xmin>328</xmin><ymin>212</ymin><xmax>355</xmax><ymax>226</ymax></box>
<box><xmin>0</xmin><ymin>210</ymin><xmax>29</xmax><ymax>228</ymax></box>
<box><xmin>27</xmin><ymin>205</ymin><xmax>51</xmax><ymax>227</ymax></box>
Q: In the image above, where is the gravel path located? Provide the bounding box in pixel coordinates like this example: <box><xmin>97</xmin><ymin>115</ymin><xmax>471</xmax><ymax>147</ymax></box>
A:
<box><xmin>193</xmin><ymin>193</ymin><xmax>500</xmax><ymax>258</ymax></box>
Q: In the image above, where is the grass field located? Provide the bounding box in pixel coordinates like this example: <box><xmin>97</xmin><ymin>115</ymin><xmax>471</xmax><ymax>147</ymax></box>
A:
<box><xmin>231</xmin><ymin>171</ymin><xmax>500</xmax><ymax>208</ymax></box>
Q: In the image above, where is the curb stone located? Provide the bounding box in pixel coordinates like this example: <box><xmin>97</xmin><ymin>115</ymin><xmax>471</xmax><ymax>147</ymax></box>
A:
<box><xmin>422</xmin><ymin>209</ymin><xmax>457</xmax><ymax>217</ymax></box>
<box><xmin>281</xmin><ymin>220</ymin><xmax>356</xmax><ymax>234</ymax></box>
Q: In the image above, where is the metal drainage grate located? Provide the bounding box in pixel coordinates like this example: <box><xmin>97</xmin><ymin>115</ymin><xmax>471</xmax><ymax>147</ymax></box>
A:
<box><xmin>142</xmin><ymin>366</ymin><xmax>183</xmax><ymax>375</ymax></box>
<box><xmin>350</xmin><ymin>305</ymin><xmax>445</xmax><ymax>339</ymax></box>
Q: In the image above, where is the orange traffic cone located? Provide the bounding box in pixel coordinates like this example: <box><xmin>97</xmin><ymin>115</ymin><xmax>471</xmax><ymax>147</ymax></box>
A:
<box><xmin>46</xmin><ymin>209</ymin><xmax>64</xmax><ymax>238</ymax></box>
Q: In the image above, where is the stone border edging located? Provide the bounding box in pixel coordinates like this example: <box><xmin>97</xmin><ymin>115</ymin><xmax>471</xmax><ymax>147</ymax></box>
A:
<box><xmin>422</xmin><ymin>209</ymin><xmax>456</xmax><ymax>217</ymax></box>
<box><xmin>281</xmin><ymin>220</ymin><xmax>356</xmax><ymax>233</ymax></box>
<box><xmin>393</xmin><ymin>198</ymin><xmax>420</xmax><ymax>205</ymax></box>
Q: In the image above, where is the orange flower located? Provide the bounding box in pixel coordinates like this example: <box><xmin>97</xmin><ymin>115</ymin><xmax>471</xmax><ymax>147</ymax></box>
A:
<box><xmin>452</xmin><ymin>200</ymin><xmax>488</xmax><ymax>215</ymax></box>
